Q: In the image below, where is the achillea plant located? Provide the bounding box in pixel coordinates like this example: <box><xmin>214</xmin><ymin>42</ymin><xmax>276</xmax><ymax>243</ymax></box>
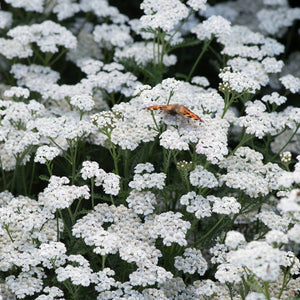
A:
<box><xmin>0</xmin><ymin>0</ymin><xmax>299</xmax><ymax>299</ymax></box>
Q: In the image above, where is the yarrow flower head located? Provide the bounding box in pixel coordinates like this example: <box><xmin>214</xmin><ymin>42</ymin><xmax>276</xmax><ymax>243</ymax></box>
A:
<box><xmin>38</xmin><ymin>176</ymin><xmax>90</xmax><ymax>213</ymax></box>
<box><xmin>70</xmin><ymin>94</ymin><xmax>95</xmax><ymax>112</ymax></box>
<box><xmin>228</xmin><ymin>241</ymin><xmax>286</xmax><ymax>282</ymax></box>
<box><xmin>279</xmin><ymin>74</ymin><xmax>300</xmax><ymax>93</ymax></box>
<box><xmin>3</xmin><ymin>86</ymin><xmax>30</xmax><ymax>99</ymax></box>
<box><xmin>191</xmin><ymin>15</ymin><xmax>232</xmax><ymax>42</ymax></box>
<box><xmin>34</xmin><ymin>145</ymin><xmax>61</xmax><ymax>164</ymax></box>
<box><xmin>140</xmin><ymin>0</ymin><xmax>189</xmax><ymax>32</ymax></box>
<box><xmin>174</xmin><ymin>248</ymin><xmax>208</xmax><ymax>275</ymax></box>
<box><xmin>261</xmin><ymin>92</ymin><xmax>287</xmax><ymax>106</ymax></box>
<box><xmin>280</xmin><ymin>151</ymin><xmax>292</xmax><ymax>164</ymax></box>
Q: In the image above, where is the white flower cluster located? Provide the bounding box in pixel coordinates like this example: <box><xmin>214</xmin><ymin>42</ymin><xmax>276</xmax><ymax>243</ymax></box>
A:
<box><xmin>192</xmin><ymin>15</ymin><xmax>232</xmax><ymax>42</ymax></box>
<box><xmin>237</xmin><ymin>100</ymin><xmax>286</xmax><ymax>139</ymax></box>
<box><xmin>140</xmin><ymin>0</ymin><xmax>189</xmax><ymax>32</ymax></box>
<box><xmin>129</xmin><ymin>163</ymin><xmax>166</xmax><ymax>191</ymax></box>
<box><xmin>34</xmin><ymin>145</ymin><xmax>61</xmax><ymax>164</ymax></box>
<box><xmin>219</xmin><ymin>147</ymin><xmax>285</xmax><ymax>198</ymax></box>
<box><xmin>174</xmin><ymin>248</ymin><xmax>208</xmax><ymax>275</ymax></box>
<box><xmin>72</xmin><ymin>204</ymin><xmax>189</xmax><ymax>287</ymax></box>
<box><xmin>70</xmin><ymin>94</ymin><xmax>95</xmax><ymax>112</ymax></box>
<box><xmin>279</xmin><ymin>74</ymin><xmax>300</xmax><ymax>93</ymax></box>
<box><xmin>81</xmin><ymin>161</ymin><xmax>120</xmax><ymax>196</ymax></box>
<box><xmin>7</xmin><ymin>21</ymin><xmax>77</xmax><ymax>54</ymax></box>
<box><xmin>3</xmin><ymin>86</ymin><xmax>30</xmax><ymax>99</ymax></box>
<box><xmin>189</xmin><ymin>165</ymin><xmax>219</xmax><ymax>188</ymax></box>
<box><xmin>196</xmin><ymin>117</ymin><xmax>229</xmax><ymax>164</ymax></box>
<box><xmin>115</xmin><ymin>42</ymin><xmax>177</xmax><ymax>67</ymax></box>
<box><xmin>227</xmin><ymin>241</ymin><xmax>287</xmax><ymax>282</ymax></box>
<box><xmin>38</xmin><ymin>176</ymin><xmax>90</xmax><ymax>213</ymax></box>
<box><xmin>180</xmin><ymin>191</ymin><xmax>212</xmax><ymax>219</ymax></box>
<box><xmin>93</xmin><ymin>23</ymin><xmax>133</xmax><ymax>49</ymax></box>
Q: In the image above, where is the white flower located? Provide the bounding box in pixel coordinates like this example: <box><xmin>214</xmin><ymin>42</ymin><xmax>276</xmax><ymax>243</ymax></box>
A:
<box><xmin>219</xmin><ymin>68</ymin><xmax>260</xmax><ymax>93</ymax></box>
<box><xmin>180</xmin><ymin>192</ymin><xmax>212</xmax><ymax>219</ymax></box>
<box><xmin>0</xmin><ymin>38</ymin><xmax>33</xmax><ymax>59</ymax></box>
<box><xmin>8</xmin><ymin>21</ymin><xmax>77</xmax><ymax>53</ymax></box>
<box><xmin>225</xmin><ymin>231</ymin><xmax>246</xmax><ymax>250</ymax></box>
<box><xmin>261</xmin><ymin>92</ymin><xmax>287</xmax><ymax>106</ymax></box>
<box><xmin>3</xmin><ymin>87</ymin><xmax>30</xmax><ymax>99</ymax></box>
<box><xmin>56</xmin><ymin>256</ymin><xmax>96</xmax><ymax>287</ymax></box>
<box><xmin>52</xmin><ymin>0</ymin><xmax>80</xmax><ymax>21</ymax></box>
<box><xmin>140</xmin><ymin>0</ymin><xmax>189</xmax><ymax>32</ymax></box>
<box><xmin>257</xmin><ymin>7</ymin><xmax>300</xmax><ymax>36</ymax></box>
<box><xmin>129</xmin><ymin>172</ymin><xmax>166</xmax><ymax>191</ymax></box>
<box><xmin>93</xmin><ymin>23</ymin><xmax>133</xmax><ymax>49</ymax></box>
<box><xmin>257</xmin><ymin>210</ymin><xmax>291</xmax><ymax>232</ymax></box>
<box><xmin>196</xmin><ymin>117</ymin><xmax>229</xmax><ymax>164</ymax></box>
<box><xmin>95</xmin><ymin>268</ymin><xmax>116</xmax><ymax>292</ymax></box>
<box><xmin>215</xmin><ymin>263</ymin><xmax>244</xmax><ymax>283</ymax></box>
<box><xmin>228</xmin><ymin>241</ymin><xmax>286</xmax><ymax>282</ymax></box>
<box><xmin>114</xmin><ymin>41</ymin><xmax>177</xmax><ymax>67</ymax></box>
<box><xmin>39</xmin><ymin>242</ymin><xmax>67</xmax><ymax>268</ymax></box>
<box><xmin>280</xmin><ymin>74</ymin><xmax>300</xmax><ymax>93</ymax></box>
<box><xmin>34</xmin><ymin>145</ymin><xmax>61</xmax><ymax>164</ymax></box>
<box><xmin>129</xmin><ymin>265</ymin><xmax>173</xmax><ymax>286</ymax></box>
<box><xmin>102</xmin><ymin>173</ymin><xmax>121</xmax><ymax>196</ymax></box>
<box><xmin>189</xmin><ymin>165</ymin><xmax>218</xmax><ymax>188</ymax></box>
<box><xmin>36</xmin><ymin>286</ymin><xmax>64</xmax><ymax>299</ymax></box>
<box><xmin>145</xmin><ymin>212</ymin><xmax>191</xmax><ymax>246</ymax></box>
<box><xmin>265</xmin><ymin>230</ymin><xmax>288</xmax><ymax>246</ymax></box>
<box><xmin>187</xmin><ymin>0</ymin><xmax>207</xmax><ymax>11</ymax></box>
<box><xmin>126</xmin><ymin>190</ymin><xmax>157</xmax><ymax>215</ymax></box>
<box><xmin>0</xmin><ymin>11</ymin><xmax>12</xmax><ymax>29</ymax></box>
<box><xmin>280</xmin><ymin>151</ymin><xmax>292</xmax><ymax>164</ymax></box>
<box><xmin>210</xmin><ymin>196</ymin><xmax>241</xmax><ymax>215</ymax></box>
<box><xmin>261</xmin><ymin>57</ymin><xmax>284</xmax><ymax>73</ymax></box>
<box><xmin>191</xmin><ymin>15</ymin><xmax>232</xmax><ymax>41</ymax></box>
<box><xmin>160</xmin><ymin>129</ymin><xmax>189</xmax><ymax>151</ymax></box>
<box><xmin>5</xmin><ymin>270</ymin><xmax>44</xmax><ymax>298</ymax></box>
<box><xmin>174</xmin><ymin>248</ymin><xmax>208</xmax><ymax>275</ymax></box>
<box><xmin>70</xmin><ymin>94</ymin><xmax>95</xmax><ymax>112</ymax></box>
<box><xmin>5</xmin><ymin>0</ymin><xmax>45</xmax><ymax>12</ymax></box>
<box><xmin>38</xmin><ymin>176</ymin><xmax>90</xmax><ymax>213</ymax></box>
<box><xmin>287</xmin><ymin>224</ymin><xmax>300</xmax><ymax>243</ymax></box>
<box><xmin>191</xmin><ymin>76</ymin><xmax>210</xmax><ymax>87</ymax></box>
<box><xmin>134</xmin><ymin>162</ymin><xmax>155</xmax><ymax>174</ymax></box>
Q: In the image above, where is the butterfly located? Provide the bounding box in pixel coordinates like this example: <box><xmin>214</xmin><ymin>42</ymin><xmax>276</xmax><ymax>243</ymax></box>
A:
<box><xmin>145</xmin><ymin>104</ymin><xmax>202</xmax><ymax>121</ymax></box>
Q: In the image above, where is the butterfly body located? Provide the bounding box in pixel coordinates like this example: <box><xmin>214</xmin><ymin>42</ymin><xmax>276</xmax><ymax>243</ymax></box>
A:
<box><xmin>145</xmin><ymin>104</ymin><xmax>202</xmax><ymax>121</ymax></box>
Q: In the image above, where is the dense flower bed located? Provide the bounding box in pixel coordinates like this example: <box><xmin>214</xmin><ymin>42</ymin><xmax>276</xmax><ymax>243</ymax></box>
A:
<box><xmin>0</xmin><ymin>0</ymin><xmax>299</xmax><ymax>299</ymax></box>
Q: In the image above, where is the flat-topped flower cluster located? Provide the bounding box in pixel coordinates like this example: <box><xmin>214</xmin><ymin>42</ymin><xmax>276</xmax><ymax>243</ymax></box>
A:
<box><xmin>0</xmin><ymin>0</ymin><xmax>299</xmax><ymax>299</ymax></box>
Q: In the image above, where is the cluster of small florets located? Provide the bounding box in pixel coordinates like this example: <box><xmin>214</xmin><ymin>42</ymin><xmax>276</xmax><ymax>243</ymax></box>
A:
<box><xmin>1</xmin><ymin>0</ymin><xmax>300</xmax><ymax>298</ymax></box>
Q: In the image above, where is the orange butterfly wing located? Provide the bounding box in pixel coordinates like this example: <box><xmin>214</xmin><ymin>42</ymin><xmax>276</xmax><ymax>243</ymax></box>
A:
<box><xmin>145</xmin><ymin>104</ymin><xmax>202</xmax><ymax>121</ymax></box>
<box><xmin>145</xmin><ymin>105</ymin><xmax>170</xmax><ymax>111</ymax></box>
<box><xmin>179</xmin><ymin>106</ymin><xmax>202</xmax><ymax>121</ymax></box>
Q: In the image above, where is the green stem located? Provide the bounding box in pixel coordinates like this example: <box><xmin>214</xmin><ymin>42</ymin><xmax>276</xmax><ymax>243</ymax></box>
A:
<box><xmin>91</xmin><ymin>177</ymin><xmax>95</xmax><ymax>210</ymax></box>
<box><xmin>221</xmin><ymin>92</ymin><xmax>236</xmax><ymax>118</ymax></box>
<box><xmin>186</xmin><ymin>38</ymin><xmax>213</xmax><ymax>82</ymax></box>
<box><xmin>56</xmin><ymin>211</ymin><xmax>60</xmax><ymax>242</ymax></box>
<box><xmin>271</xmin><ymin>124</ymin><xmax>300</xmax><ymax>160</ymax></box>
<box><xmin>4</xmin><ymin>225</ymin><xmax>14</xmax><ymax>243</ymax></box>
<box><xmin>163</xmin><ymin>149</ymin><xmax>172</xmax><ymax>174</ymax></box>
<box><xmin>21</xmin><ymin>165</ymin><xmax>27</xmax><ymax>195</ymax></box>
<box><xmin>278</xmin><ymin>270</ymin><xmax>290</xmax><ymax>298</ymax></box>
<box><xmin>194</xmin><ymin>215</ymin><xmax>226</xmax><ymax>246</ymax></box>
<box><xmin>28</xmin><ymin>160</ymin><xmax>36</xmax><ymax>196</ymax></box>
<box><xmin>73</xmin><ymin>198</ymin><xmax>83</xmax><ymax>220</ymax></box>
<box><xmin>123</xmin><ymin>149</ymin><xmax>129</xmax><ymax>179</ymax></box>
<box><xmin>263</xmin><ymin>281</ymin><xmax>270</xmax><ymax>300</ymax></box>
<box><xmin>110</xmin><ymin>195</ymin><xmax>115</xmax><ymax>206</ymax></box>
<box><xmin>102</xmin><ymin>255</ymin><xmax>107</xmax><ymax>270</ymax></box>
